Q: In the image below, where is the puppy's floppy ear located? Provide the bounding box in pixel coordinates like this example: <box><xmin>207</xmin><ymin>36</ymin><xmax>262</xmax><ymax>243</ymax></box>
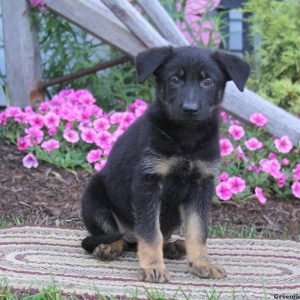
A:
<box><xmin>135</xmin><ymin>47</ymin><xmax>173</xmax><ymax>84</ymax></box>
<box><xmin>213</xmin><ymin>50</ymin><xmax>250</xmax><ymax>92</ymax></box>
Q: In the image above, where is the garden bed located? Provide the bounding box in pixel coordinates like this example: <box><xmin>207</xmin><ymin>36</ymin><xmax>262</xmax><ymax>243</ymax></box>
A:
<box><xmin>1</xmin><ymin>138</ymin><xmax>299</xmax><ymax>240</ymax></box>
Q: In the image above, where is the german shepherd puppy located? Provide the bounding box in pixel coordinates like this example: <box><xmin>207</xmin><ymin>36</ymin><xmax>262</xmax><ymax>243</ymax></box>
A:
<box><xmin>81</xmin><ymin>46</ymin><xmax>250</xmax><ymax>283</ymax></box>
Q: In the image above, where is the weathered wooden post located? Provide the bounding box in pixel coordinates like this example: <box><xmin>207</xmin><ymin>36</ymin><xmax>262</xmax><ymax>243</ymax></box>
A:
<box><xmin>2</xmin><ymin>0</ymin><xmax>43</xmax><ymax>107</ymax></box>
<box><xmin>43</xmin><ymin>0</ymin><xmax>146</xmax><ymax>57</ymax></box>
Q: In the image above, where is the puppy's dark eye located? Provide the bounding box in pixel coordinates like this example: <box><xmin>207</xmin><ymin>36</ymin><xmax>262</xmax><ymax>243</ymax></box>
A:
<box><xmin>170</xmin><ymin>76</ymin><xmax>180</xmax><ymax>85</ymax></box>
<box><xmin>202</xmin><ymin>79</ymin><xmax>214</xmax><ymax>87</ymax></box>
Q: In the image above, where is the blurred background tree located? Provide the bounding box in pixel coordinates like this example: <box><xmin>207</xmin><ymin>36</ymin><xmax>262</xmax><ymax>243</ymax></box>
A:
<box><xmin>244</xmin><ymin>0</ymin><xmax>300</xmax><ymax>116</ymax></box>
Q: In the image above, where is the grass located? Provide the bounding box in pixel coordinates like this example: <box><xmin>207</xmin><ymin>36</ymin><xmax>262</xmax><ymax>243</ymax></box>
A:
<box><xmin>208</xmin><ymin>223</ymin><xmax>300</xmax><ymax>240</ymax></box>
<box><xmin>0</xmin><ymin>278</ymin><xmax>270</xmax><ymax>300</ymax></box>
<box><xmin>0</xmin><ymin>216</ymin><xmax>7</xmax><ymax>228</ymax></box>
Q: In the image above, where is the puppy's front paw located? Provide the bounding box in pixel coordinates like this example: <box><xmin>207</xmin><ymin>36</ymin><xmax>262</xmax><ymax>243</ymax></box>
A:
<box><xmin>190</xmin><ymin>260</ymin><xmax>227</xmax><ymax>279</ymax></box>
<box><xmin>138</xmin><ymin>267</ymin><xmax>169</xmax><ymax>283</ymax></box>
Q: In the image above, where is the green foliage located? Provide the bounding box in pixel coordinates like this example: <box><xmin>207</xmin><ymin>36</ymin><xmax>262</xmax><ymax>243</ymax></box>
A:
<box><xmin>31</xmin><ymin>9</ymin><xmax>153</xmax><ymax>111</ymax></box>
<box><xmin>244</xmin><ymin>0</ymin><xmax>300</xmax><ymax>115</ymax></box>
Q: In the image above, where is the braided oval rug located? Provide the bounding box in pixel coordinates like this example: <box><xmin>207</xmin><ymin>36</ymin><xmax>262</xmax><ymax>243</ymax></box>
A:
<box><xmin>0</xmin><ymin>226</ymin><xmax>299</xmax><ymax>299</ymax></box>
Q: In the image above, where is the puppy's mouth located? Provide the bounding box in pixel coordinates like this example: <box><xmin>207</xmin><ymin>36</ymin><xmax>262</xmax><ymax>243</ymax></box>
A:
<box><xmin>177</xmin><ymin>109</ymin><xmax>211</xmax><ymax>123</ymax></box>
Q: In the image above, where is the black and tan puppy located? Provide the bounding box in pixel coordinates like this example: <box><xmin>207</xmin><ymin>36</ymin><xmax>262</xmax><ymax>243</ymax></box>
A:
<box><xmin>81</xmin><ymin>46</ymin><xmax>250</xmax><ymax>283</ymax></box>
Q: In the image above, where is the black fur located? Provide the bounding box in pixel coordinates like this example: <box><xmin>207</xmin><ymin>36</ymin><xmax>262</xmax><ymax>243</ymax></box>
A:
<box><xmin>81</xmin><ymin>46</ymin><xmax>250</xmax><ymax>253</ymax></box>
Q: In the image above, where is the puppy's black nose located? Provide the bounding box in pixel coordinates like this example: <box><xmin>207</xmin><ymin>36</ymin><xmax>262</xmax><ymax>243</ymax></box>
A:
<box><xmin>182</xmin><ymin>102</ymin><xmax>199</xmax><ymax>113</ymax></box>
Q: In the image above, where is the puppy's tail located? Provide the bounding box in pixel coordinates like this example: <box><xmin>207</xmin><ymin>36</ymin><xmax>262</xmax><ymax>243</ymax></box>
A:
<box><xmin>81</xmin><ymin>232</ymin><xmax>123</xmax><ymax>253</ymax></box>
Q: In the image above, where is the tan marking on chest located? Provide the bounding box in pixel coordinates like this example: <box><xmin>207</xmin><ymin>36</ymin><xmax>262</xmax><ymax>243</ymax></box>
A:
<box><xmin>195</xmin><ymin>160</ymin><xmax>220</xmax><ymax>177</ymax></box>
<box><xmin>144</xmin><ymin>155</ymin><xmax>219</xmax><ymax>178</ymax></box>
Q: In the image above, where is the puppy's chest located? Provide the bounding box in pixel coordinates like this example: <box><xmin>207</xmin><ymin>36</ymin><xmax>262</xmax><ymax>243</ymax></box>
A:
<box><xmin>142</xmin><ymin>153</ymin><xmax>220</xmax><ymax>179</ymax></box>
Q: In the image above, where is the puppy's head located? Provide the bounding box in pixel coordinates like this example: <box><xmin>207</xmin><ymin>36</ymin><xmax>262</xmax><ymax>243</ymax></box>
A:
<box><xmin>135</xmin><ymin>46</ymin><xmax>250</xmax><ymax>122</ymax></box>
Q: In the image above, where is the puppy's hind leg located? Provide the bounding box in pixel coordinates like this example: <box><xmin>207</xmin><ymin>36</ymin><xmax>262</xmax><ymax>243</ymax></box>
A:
<box><xmin>163</xmin><ymin>240</ymin><xmax>186</xmax><ymax>259</ymax></box>
<box><xmin>81</xmin><ymin>173</ymin><xmax>126</xmax><ymax>260</ymax></box>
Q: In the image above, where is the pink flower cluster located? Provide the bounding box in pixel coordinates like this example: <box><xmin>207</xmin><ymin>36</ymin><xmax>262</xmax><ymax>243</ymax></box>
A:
<box><xmin>1</xmin><ymin>90</ymin><xmax>300</xmax><ymax>203</ymax></box>
<box><xmin>29</xmin><ymin>0</ymin><xmax>43</xmax><ymax>8</ymax></box>
<box><xmin>217</xmin><ymin>111</ymin><xmax>300</xmax><ymax>202</ymax></box>
<box><xmin>216</xmin><ymin>173</ymin><xmax>246</xmax><ymax>201</ymax></box>
<box><xmin>0</xmin><ymin>89</ymin><xmax>148</xmax><ymax>171</ymax></box>
<box><xmin>177</xmin><ymin>0</ymin><xmax>221</xmax><ymax>46</ymax></box>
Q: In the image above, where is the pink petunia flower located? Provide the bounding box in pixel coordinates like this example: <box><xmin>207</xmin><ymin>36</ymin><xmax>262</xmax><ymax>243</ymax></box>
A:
<box><xmin>0</xmin><ymin>112</ymin><xmax>7</xmax><ymax>125</ymax></box>
<box><xmin>120</xmin><ymin>112</ymin><xmax>135</xmax><ymax>129</ymax></box>
<box><xmin>130</xmin><ymin>99</ymin><xmax>148</xmax><ymax>117</ymax></box>
<box><xmin>95</xmin><ymin>159</ymin><xmax>107</xmax><ymax>171</ymax></box>
<box><xmin>216</xmin><ymin>182</ymin><xmax>232</xmax><ymax>200</ymax></box>
<box><xmin>29</xmin><ymin>114</ymin><xmax>44</xmax><ymax>128</ymax></box>
<box><xmin>277</xmin><ymin>174</ymin><xmax>286</xmax><ymax>188</ymax></box>
<box><xmin>95</xmin><ymin>131</ymin><xmax>112</xmax><ymax>148</ymax></box>
<box><xmin>110</xmin><ymin>112</ymin><xmax>125</xmax><ymax>124</ymax></box>
<box><xmin>249</xmin><ymin>113</ymin><xmax>268</xmax><ymax>127</ymax></box>
<box><xmin>293</xmin><ymin>164</ymin><xmax>300</xmax><ymax>181</ymax></box>
<box><xmin>41</xmin><ymin>139</ymin><xmax>60</xmax><ymax>151</ymax></box>
<box><xmin>17</xmin><ymin>136</ymin><xmax>32</xmax><ymax>151</ymax></box>
<box><xmin>14</xmin><ymin>112</ymin><xmax>28</xmax><ymax>123</ymax></box>
<box><xmin>268</xmin><ymin>152</ymin><xmax>277</xmax><ymax>160</ymax></box>
<box><xmin>44</xmin><ymin>112</ymin><xmax>60</xmax><ymax>129</ymax></box>
<box><xmin>291</xmin><ymin>182</ymin><xmax>300</xmax><ymax>199</ymax></box>
<box><xmin>93</xmin><ymin>117</ymin><xmax>110</xmax><ymax>132</ymax></box>
<box><xmin>228</xmin><ymin>176</ymin><xmax>246</xmax><ymax>194</ymax></box>
<box><xmin>274</xmin><ymin>136</ymin><xmax>293</xmax><ymax>153</ymax></box>
<box><xmin>25</xmin><ymin>127</ymin><xmax>44</xmax><ymax>145</ymax></box>
<box><xmin>134</xmin><ymin>105</ymin><xmax>148</xmax><ymax>118</ymax></box>
<box><xmin>281</xmin><ymin>158</ymin><xmax>290</xmax><ymax>166</ymax></box>
<box><xmin>219</xmin><ymin>171</ymin><xmax>229</xmax><ymax>181</ymax></box>
<box><xmin>5</xmin><ymin>106</ymin><xmax>22</xmax><ymax>118</ymax></box>
<box><xmin>245</xmin><ymin>138</ymin><xmax>263</xmax><ymax>151</ymax></box>
<box><xmin>129</xmin><ymin>99</ymin><xmax>148</xmax><ymax>111</ymax></box>
<box><xmin>220</xmin><ymin>111</ymin><xmax>229</xmax><ymax>122</ymax></box>
<box><xmin>219</xmin><ymin>139</ymin><xmax>234</xmax><ymax>156</ymax></box>
<box><xmin>48</xmin><ymin>127</ymin><xmax>57</xmax><ymax>136</ymax></box>
<box><xmin>39</xmin><ymin>102</ymin><xmax>50</xmax><ymax>114</ymax></box>
<box><xmin>63</xmin><ymin>129</ymin><xmax>79</xmax><ymax>143</ymax></box>
<box><xmin>24</xmin><ymin>106</ymin><xmax>34</xmax><ymax>114</ymax></box>
<box><xmin>22</xmin><ymin>153</ymin><xmax>38</xmax><ymax>169</ymax></box>
<box><xmin>228</xmin><ymin>125</ymin><xmax>245</xmax><ymax>140</ymax></box>
<box><xmin>77</xmin><ymin>90</ymin><xmax>96</xmax><ymax>106</ymax></box>
<box><xmin>260</xmin><ymin>159</ymin><xmax>281</xmax><ymax>178</ymax></box>
<box><xmin>81</xmin><ymin>128</ymin><xmax>97</xmax><ymax>144</ymax></box>
<box><xmin>87</xmin><ymin>149</ymin><xmax>103</xmax><ymax>163</ymax></box>
<box><xmin>255</xmin><ymin>187</ymin><xmax>267</xmax><ymax>204</ymax></box>
<box><xmin>78</xmin><ymin>121</ymin><xmax>92</xmax><ymax>132</ymax></box>
<box><xmin>29</xmin><ymin>0</ymin><xmax>44</xmax><ymax>8</ymax></box>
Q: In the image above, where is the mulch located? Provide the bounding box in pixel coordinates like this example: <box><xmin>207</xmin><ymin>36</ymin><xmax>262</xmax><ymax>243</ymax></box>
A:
<box><xmin>0</xmin><ymin>139</ymin><xmax>299</xmax><ymax>239</ymax></box>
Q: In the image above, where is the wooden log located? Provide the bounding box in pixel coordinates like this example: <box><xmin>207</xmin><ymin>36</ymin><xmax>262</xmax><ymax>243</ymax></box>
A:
<box><xmin>2</xmin><ymin>0</ymin><xmax>42</xmax><ymax>107</ymax></box>
<box><xmin>223</xmin><ymin>82</ymin><xmax>300</xmax><ymax>145</ymax></box>
<box><xmin>101</xmin><ymin>0</ymin><xmax>170</xmax><ymax>48</ymax></box>
<box><xmin>43</xmin><ymin>0</ymin><xmax>147</xmax><ymax>57</ymax></box>
<box><xmin>138</xmin><ymin>0</ymin><xmax>188</xmax><ymax>46</ymax></box>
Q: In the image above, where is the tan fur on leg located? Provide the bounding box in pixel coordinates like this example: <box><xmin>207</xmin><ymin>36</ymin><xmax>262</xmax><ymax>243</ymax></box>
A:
<box><xmin>137</xmin><ymin>234</ymin><xmax>169</xmax><ymax>283</ymax></box>
<box><xmin>182</xmin><ymin>209</ymin><xmax>227</xmax><ymax>279</ymax></box>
